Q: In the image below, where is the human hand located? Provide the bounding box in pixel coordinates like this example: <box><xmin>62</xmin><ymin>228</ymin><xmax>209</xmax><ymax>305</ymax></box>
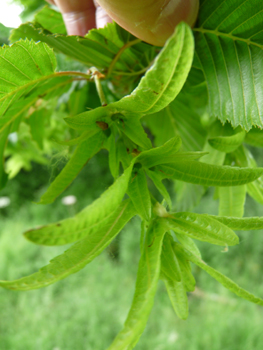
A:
<box><xmin>46</xmin><ymin>0</ymin><xmax>199</xmax><ymax>46</ymax></box>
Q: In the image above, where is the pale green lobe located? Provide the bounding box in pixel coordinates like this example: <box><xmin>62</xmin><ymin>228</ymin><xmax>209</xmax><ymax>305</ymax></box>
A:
<box><xmin>245</xmin><ymin>128</ymin><xmax>263</xmax><ymax>148</ymax></box>
<box><xmin>176</xmin><ymin>244</ymin><xmax>263</xmax><ymax>306</ymax></box>
<box><xmin>127</xmin><ymin>169</ymin><xmax>151</xmax><ymax>221</ymax></box>
<box><xmin>165</xmin><ymin>212</ymin><xmax>239</xmax><ymax>246</ymax></box>
<box><xmin>218</xmin><ymin>185</ymin><xmax>246</xmax><ymax>218</ymax></box>
<box><xmin>65</xmin><ymin>22</ymin><xmax>194</xmax><ymax>130</ymax></box>
<box><xmin>25</xmin><ymin>164</ymin><xmax>134</xmax><ymax>246</ymax></box>
<box><xmin>38</xmin><ymin>131</ymin><xmax>105</xmax><ymax>204</ymax></box>
<box><xmin>156</xmin><ymin>161</ymin><xmax>263</xmax><ymax>187</ymax></box>
<box><xmin>194</xmin><ymin>0</ymin><xmax>263</xmax><ymax>130</ymax></box>
<box><xmin>172</xmin><ymin>245</ymin><xmax>196</xmax><ymax>292</ymax></box>
<box><xmin>107</xmin><ymin>219</ymin><xmax>167</xmax><ymax>350</ymax></box>
<box><xmin>0</xmin><ymin>200</ymin><xmax>136</xmax><ymax>290</ymax></box>
<box><xmin>175</xmin><ymin>232</ymin><xmax>202</xmax><ymax>259</ymax></box>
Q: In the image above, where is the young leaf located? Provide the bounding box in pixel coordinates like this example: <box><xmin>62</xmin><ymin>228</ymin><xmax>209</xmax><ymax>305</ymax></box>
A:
<box><xmin>65</xmin><ymin>22</ymin><xmax>194</xmax><ymax>129</ymax></box>
<box><xmin>34</xmin><ymin>6</ymin><xmax>67</xmax><ymax>34</ymax></box>
<box><xmin>156</xmin><ymin>160</ymin><xmax>263</xmax><ymax>187</ymax></box>
<box><xmin>218</xmin><ymin>185</ymin><xmax>246</xmax><ymax>218</ymax></box>
<box><xmin>25</xmin><ymin>164</ymin><xmax>134</xmax><ymax>245</ymax></box>
<box><xmin>38</xmin><ymin>131</ymin><xmax>105</xmax><ymax>204</ymax></box>
<box><xmin>107</xmin><ymin>219</ymin><xmax>167</xmax><ymax>350</ymax></box>
<box><xmin>161</xmin><ymin>233</ymin><xmax>182</xmax><ymax>282</ymax></box>
<box><xmin>145</xmin><ymin>168</ymin><xmax>172</xmax><ymax>209</ymax></box>
<box><xmin>163</xmin><ymin>278</ymin><xmax>189</xmax><ymax>320</ymax></box>
<box><xmin>165</xmin><ymin>212</ymin><xmax>239</xmax><ymax>246</ymax></box>
<box><xmin>245</xmin><ymin>127</ymin><xmax>263</xmax><ymax>148</ymax></box>
<box><xmin>206</xmin><ymin>215</ymin><xmax>263</xmax><ymax>231</ymax></box>
<box><xmin>127</xmin><ymin>169</ymin><xmax>151</xmax><ymax>221</ymax></box>
<box><xmin>208</xmin><ymin>131</ymin><xmax>246</xmax><ymax>153</ymax></box>
<box><xmin>176</xmin><ymin>244</ymin><xmax>263</xmax><ymax>306</ymax></box>
<box><xmin>175</xmin><ymin>232</ymin><xmax>202</xmax><ymax>259</ymax></box>
<box><xmin>194</xmin><ymin>0</ymin><xmax>263</xmax><ymax>130</ymax></box>
<box><xmin>174</xmin><ymin>181</ymin><xmax>205</xmax><ymax>212</ymax></box>
<box><xmin>107</xmin><ymin>131</ymin><xmax>119</xmax><ymax>179</ymax></box>
<box><xmin>172</xmin><ymin>244</ymin><xmax>196</xmax><ymax>292</ymax></box>
<box><xmin>136</xmin><ymin>136</ymin><xmax>182</xmax><ymax>169</ymax></box>
<box><xmin>0</xmin><ymin>200</ymin><xmax>135</xmax><ymax>290</ymax></box>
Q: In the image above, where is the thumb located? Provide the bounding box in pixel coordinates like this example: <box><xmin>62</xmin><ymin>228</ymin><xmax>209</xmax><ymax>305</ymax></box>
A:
<box><xmin>96</xmin><ymin>0</ymin><xmax>199</xmax><ymax>46</ymax></box>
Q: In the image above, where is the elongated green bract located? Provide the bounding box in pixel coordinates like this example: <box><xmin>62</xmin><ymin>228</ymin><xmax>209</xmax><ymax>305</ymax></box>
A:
<box><xmin>209</xmin><ymin>131</ymin><xmax>246</xmax><ymax>153</ymax></box>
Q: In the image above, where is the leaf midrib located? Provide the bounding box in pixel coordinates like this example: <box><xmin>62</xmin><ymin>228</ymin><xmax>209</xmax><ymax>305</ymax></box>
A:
<box><xmin>193</xmin><ymin>27</ymin><xmax>263</xmax><ymax>50</ymax></box>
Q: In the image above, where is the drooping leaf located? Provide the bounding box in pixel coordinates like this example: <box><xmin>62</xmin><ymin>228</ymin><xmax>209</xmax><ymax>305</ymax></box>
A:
<box><xmin>208</xmin><ymin>131</ymin><xmax>246</xmax><ymax>153</ymax></box>
<box><xmin>176</xmin><ymin>244</ymin><xmax>263</xmax><ymax>306</ymax></box>
<box><xmin>172</xmin><ymin>244</ymin><xmax>196</xmax><ymax>292</ymax></box>
<box><xmin>161</xmin><ymin>233</ymin><xmax>181</xmax><ymax>282</ymax></box>
<box><xmin>175</xmin><ymin>232</ymin><xmax>202</xmax><ymax>259</ymax></box>
<box><xmin>25</xmin><ymin>164</ymin><xmax>134</xmax><ymax>245</ymax></box>
<box><xmin>163</xmin><ymin>278</ymin><xmax>189</xmax><ymax>320</ymax></box>
<box><xmin>145</xmin><ymin>92</ymin><xmax>207</xmax><ymax>151</ymax></box>
<box><xmin>194</xmin><ymin>0</ymin><xmax>263</xmax><ymax>130</ymax></box>
<box><xmin>145</xmin><ymin>168</ymin><xmax>172</xmax><ymax>209</ymax></box>
<box><xmin>235</xmin><ymin>146</ymin><xmax>263</xmax><ymax>204</ymax></box>
<box><xmin>65</xmin><ymin>22</ymin><xmax>194</xmax><ymax>129</ymax></box>
<box><xmin>107</xmin><ymin>219</ymin><xmax>167</xmax><ymax>350</ymax></box>
<box><xmin>136</xmin><ymin>136</ymin><xmax>182</xmax><ymax>169</ymax></box>
<box><xmin>245</xmin><ymin>127</ymin><xmax>263</xmax><ymax>148</ymax></box>
<box><xmin>218</xmin><ymin>185</ymin><xmax>246</xmax><ymax>217</ymax></box>
<box><xmin>38</xmin><ymin>131</ymin><xmax>105</xmax><ymax>204</ymax></box>
<box><xmin>206</xmin><ymin>215</ymin><xmax>263</xmax><ymax>231</ymax></box>
<box><xmin>156</xmin><ymin>160</ymin><xmax>263</xmax><ymax>187</ymax></box>
<box><xmin>165</xmin><ymin>212</ymin><xmax>239</xmax><ymax>246</ymax></box>
<box><xmin>127</xmin><ymin>169</ymin><xmax>151</xmax><ymax>221</ymax></box>
<box><xmin>0</xmin><ymin>200</ymin><xmax>135</xmax><ymax>290</ymax></box>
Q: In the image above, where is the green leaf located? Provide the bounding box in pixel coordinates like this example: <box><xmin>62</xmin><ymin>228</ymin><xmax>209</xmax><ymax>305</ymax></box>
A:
<box><xmin>145</xmin><ymin>168</ymin><xmax>172</xmax><ymax>209</ymax></box>
<box><xmin>218</xmin><ymin>185</ymin><xmax>246</xmax><ymax>217</ymax></box>
<box><xmin>108</xmin><ymin>131</ymin><xmax>119</xmax><ymax>179</ymax></box>
<box><xmin>163</xmin><ymin>278</ymin><xmax>189</xmax><ymax>320</ymax></box>
<box><xmin>156</xmin><ymin>160</ymin><xmax>263</xmax><ymax>187</ymax></box>
<box><xmin>10</xmin><ymin>22</ymin><xmax>150</xmax><ymax>72</ymax></box>
<box><xmin>25</xmin><ymin>164</ymin><xmax>134</xmax><ymax>245</ymax></box>
<box><xmin>235</xmin><ymin>146</ymin><xmax>263</xmax><ymax>204</ymax></box>
<box><xmin>127</xmin><ymin>169</ymin><xmax>151</xmax><ymax>221</ymax></box>
<box><xmin>116</xmin><ymin>114</ymin><xmax>152</xmax><ymax>150</ymax></box>
<box><xmin>34</xmin><ymin>6</ymin><xmax>67</xmax><ymax>34</ymax></box>
<box><xmin>175</xmin><ymin>232</ymin><xmax>202</xmax><ymax>259</ymax></box>
<box><xmin>208</xmin><ymin>131</ymin><xmax>246</xmax><ymax>153</ymax></box>
<box><xmin>38</xmin><ymin>132</ymin><xmax>105</xmax><ymax>204</ymax></box>
<box><xmin>176</xmin><ymin>244</ymin><xmax>263</xmax><ymax>306</ymax></box>
<box><xmin>113</xmin><ymin>22</ymin><xmax>194</xmax><ymax>115</ymax></box>
<box><xmin>107</xmin><ymin>219</ymin><xmax>167</xmax><ymax>350</ymax></box>
<box><xmin>136</xmin><ymin>136</ymin><xmax>182</xmax><ymax>169</ymax></box>
<box><xmin>174</xmin><ymin>181</ymin><xmax>205</xmax><ymax>211</ymax></box>
<box><xmin>0</xmin><ymin>200</ymin><xmax>135</xmax><ymax>290</ymax></box>
<box><xmin>145</xmin><ymin>92</ymin><xmax>207</xmax><ymax>151</ymax></box>
<box><xmin>161</xmin><ymin>233</ymin><xmax>182</xmax><ymax>282</ymax></box>
<box><xmin>245</xmin><ymin>127</ymin><xmax>263</xmax><ymax>148</ymax></box>
<box><xmin>65</xmin><ymin>22</ymin><xmax>194</xmax><ymax>129</ymax></box>
<box><xmin>0</xmin><ymin>23</ymin><xmax>11</xmax><ymax>45</ymax></box>
<box><xmin>172</xmin><ymin>244</ymin><xmax>196</xmax><ymax>292</ymax></box>
<box><xmin>194</xmin><ymin>0</ymin><xmax>263</xmax><ymax>130</ymax></box>
<box><xmin>29</xmin><ymin>107</ymin><xmax>50</xmax><ymax>149</ymax></box>
<box><xmin>165</xmin><ymin>212</ymin><xmax>239</xmax><ymax>246</ymax></box>
<box><xmin>206</xmin><ymin>215</ymin><xmax>263</xmax><ymax>231</ymax></box>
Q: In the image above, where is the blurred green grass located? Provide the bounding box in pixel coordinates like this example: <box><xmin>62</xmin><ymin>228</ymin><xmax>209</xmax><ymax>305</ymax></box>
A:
<box><xmin>0</xmin><ymin>157</ymin><xmax>263</xmax><ymax>350</ymax></box>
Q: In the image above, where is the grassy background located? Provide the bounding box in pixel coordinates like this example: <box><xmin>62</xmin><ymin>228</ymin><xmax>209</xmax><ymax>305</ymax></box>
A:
<box><xmin>0</xmin><ymin>155</ymin><xmax>263</xmax><ymax>350</ymax></box>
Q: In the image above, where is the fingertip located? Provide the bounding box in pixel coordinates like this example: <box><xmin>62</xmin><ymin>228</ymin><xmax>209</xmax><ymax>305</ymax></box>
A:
<box><xmin>63</xmin><ymin>10</ymin><xmax>96</xmax><ymax>36</ymax></box>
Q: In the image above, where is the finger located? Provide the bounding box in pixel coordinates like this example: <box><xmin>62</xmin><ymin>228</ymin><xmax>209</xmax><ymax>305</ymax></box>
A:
<box><xmin>48</xmin><ymin>0</ymin><xmax>97</xmax><ymax>36</ymax></box>
<box><xmin>96</xmin><ymin>0</ymin><xmax>199</xmax><ymax>46</ymax></box>
<box><xmin>95</xmin><ymin>4</ymin><xmax>112</xmax><ymax>28</ymax></box>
